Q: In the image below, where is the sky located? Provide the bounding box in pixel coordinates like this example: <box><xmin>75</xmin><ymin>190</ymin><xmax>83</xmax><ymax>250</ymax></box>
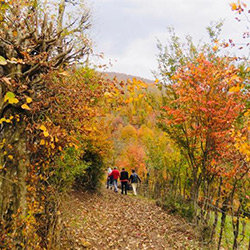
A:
<box><xmin>88</xmin><ymin>0</ymin><xmax>246</xmax><ymax>80</ymax></box>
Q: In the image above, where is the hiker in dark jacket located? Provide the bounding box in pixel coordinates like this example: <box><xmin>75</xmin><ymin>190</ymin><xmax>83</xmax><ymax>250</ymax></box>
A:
<box><xmin>120</xmin><ymin>168</ymin><xmax>129</xmax><ymax>195</ymax></box>
<box><xmin>129</xmin><ymin>169</ymin><xmax>141</xmax><ymax>196</ymax></box>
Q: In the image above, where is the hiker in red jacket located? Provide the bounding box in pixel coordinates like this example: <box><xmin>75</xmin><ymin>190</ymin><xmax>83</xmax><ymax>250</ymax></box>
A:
<box><xmin>120</xmin><ymin>168</ymin><xmax>129</xmax><ymax>195</ymax></box>
<box><xmin>110</xmin><ymin>167</ymin><xmax>120</xmax><ymax>193</ymax></box>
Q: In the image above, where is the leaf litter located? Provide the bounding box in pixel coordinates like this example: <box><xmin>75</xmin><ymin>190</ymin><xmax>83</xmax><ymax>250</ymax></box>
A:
<box><xmin>61</xmin><ymin>188</ymin><xmax>203</xmax><ymax>250</ymax></box>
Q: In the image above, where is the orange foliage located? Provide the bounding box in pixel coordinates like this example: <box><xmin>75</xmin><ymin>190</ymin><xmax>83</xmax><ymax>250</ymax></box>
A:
<box><xmin>116</xmin><ymin>143</ymin><xmax>146</xmax><ymax>177</ymax></box>
<box><xmin>162</xmin><ymin>54</ymin><xmax>248</xmax><ymax>176</ymax></box>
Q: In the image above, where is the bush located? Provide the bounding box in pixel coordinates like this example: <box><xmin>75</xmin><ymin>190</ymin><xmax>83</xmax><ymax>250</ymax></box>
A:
<box><xmin>52</xmin><ymin>147</ymin><xmax>89</xmax><ymax>192</ymax></box>
<box><xmin>157</xmin><ymin>194</ymin><xmax>195</xmax><ymax>221</ymax></box>
<box><xmin>74</xmin><ymin>144</ymin><xmax>105</xmax><ymax>192</ymax></box>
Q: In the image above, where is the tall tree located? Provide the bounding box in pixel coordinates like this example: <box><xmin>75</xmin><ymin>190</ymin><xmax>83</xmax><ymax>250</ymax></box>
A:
<box><xmin>159</xmin><ymin>53</ymin><xmax>247</xmax><ymax>210</ymax></box>
<box><xmin>0</xmin><ymin>0</ymin><xmax>91</xmax><ymax>248</ymax></box>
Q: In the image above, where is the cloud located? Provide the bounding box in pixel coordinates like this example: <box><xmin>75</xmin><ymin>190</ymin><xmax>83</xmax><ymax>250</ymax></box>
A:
<box><xmin>94</xmin><ymin>31</ymin><xmax>170</xmax><ymax>79</ymax></box>
<box><xmin>90</xmin><ymin>0</ymin><xmax>247</xmax><ymax>78</ymax></box>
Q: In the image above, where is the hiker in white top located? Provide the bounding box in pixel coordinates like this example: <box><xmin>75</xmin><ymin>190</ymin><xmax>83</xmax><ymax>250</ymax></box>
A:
<box><xmin>106</xmin><ymin>167</ymin><xmax>113</xmax><ymax>189</ymax></box>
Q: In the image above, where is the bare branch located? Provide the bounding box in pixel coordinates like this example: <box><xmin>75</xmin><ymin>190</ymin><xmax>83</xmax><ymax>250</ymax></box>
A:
<box><xmin>23</xmin><ymin>64</ymin><xmax>40</xmax><ymax>77</ymax></box>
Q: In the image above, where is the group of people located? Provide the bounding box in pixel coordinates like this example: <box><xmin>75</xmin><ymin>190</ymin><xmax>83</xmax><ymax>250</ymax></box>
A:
<box><xmin>107</xmin><ymin>167</ymin><xmax>141</xmax><ymax>196</ymax></box>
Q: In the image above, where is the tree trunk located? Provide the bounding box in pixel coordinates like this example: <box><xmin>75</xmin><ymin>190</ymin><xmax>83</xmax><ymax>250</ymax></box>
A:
<box><xmin>232</xmin><ymin>206</ymin><xmax>241</xmax><ymax>249</ymax></box>
<box><xmin>0</xmin><ymin>120</ymin><xmax>28</xmax><ymax>221</ymax></box>
<box><xmin>210</xmin><ymin>177</ymin><xmax>222</xmax><ymax>243</ymax></box>
<box><xmin>191</xmin><ymin>171</ymin><xmax>201</xmax><ymax>218</ymax></box>
<box><xmin>217</xmin><ymin>199</ymin><xmax>228</xmax><ymax>250</ymax></box>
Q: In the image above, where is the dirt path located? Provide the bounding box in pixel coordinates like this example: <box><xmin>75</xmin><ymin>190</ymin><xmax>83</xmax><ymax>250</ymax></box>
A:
<box><xmin>62</xmin><ymin>188</ymin><xmax>202</xmax><ymax>250</ymax></box>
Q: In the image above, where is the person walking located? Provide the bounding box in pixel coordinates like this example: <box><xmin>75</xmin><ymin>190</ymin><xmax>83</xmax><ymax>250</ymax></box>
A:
<box><xmin>106</xmin><ymin>167</ymin><xmax>113</xmax><ymax>189</ymax></box>
<box><xmin>120</xmin><ymin>168</ymin><xmax>129</xmax><ymax>195</ymax></box>
<box><xmin>110</xmin><ymin>167</ymin><xmax>120</xmax><ymax>193</ymax></box>
<box><xmin>129</xmin><ymin>169</ymin><xmax>141</xmax><ymax>196</ymax></box>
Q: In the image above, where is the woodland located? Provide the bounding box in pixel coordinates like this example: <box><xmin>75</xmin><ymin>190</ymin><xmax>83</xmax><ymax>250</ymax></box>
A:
<box><xmin>1</xmin><ymin>0</ymin><xmax>250</xmax><ymax>249</ymax></box>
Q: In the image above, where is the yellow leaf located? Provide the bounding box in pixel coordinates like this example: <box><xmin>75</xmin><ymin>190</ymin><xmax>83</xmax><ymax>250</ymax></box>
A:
<box><xmin>40</xmin><ymin>125</ymin><xmax>47</xmax><ymax>131</ymax></box>
<box><xmin>40</xmin><ymin>139</ymin><xmax>45</xmax><ymax>145</ymax></box>
<box><xmin>212</xmin><ymin>45</ymin><xmax>218</xmax><ymax>52</ymax></box>
<box><xmin>234</xmin><ymin>85</ymin><xmax>241</xmax><ymax>92</ymax></box>
<box><xmin>0</xmin><ymin>118</ymin><xmax>6</xmax><ymax>124</ymax></box>
<box><xmin>43</xmin><ymin>131</ymin><xmax>49</xmax><ymax>137</ymax></box>
<box><xmin>229</xmin><ymin>85</ymin><xmax>242</xmax><ymax>92</ymax></box>
<box><xmin>51</xmin><ymin>143</ymin><xmax>55</xmax><ymax>149</ymax></box>
<box><xmin>0</xmin><ymin>139</ymin><xmax>5</xmax><ymax>149</ymax></box>
<box><xmin>8</xmin><ymin>155</ymin><xmax>13</xmax><ymax>160</ymax></box>
<box><xmin>58</xmin><ymin>146</ymin><xmax>62</xmax><ymax>151</ymax></box>
<box><xmin>26</xmin><ymin>97</ymin><xmax>32</xmax><ymax>103</ymax></box>
<box><xmin>4</xmin><ymin>92</ymin><xmax>19</xmax><ymax>104</ymax></box>
<box><xmin>21</xmin><ymin>104</ymin><xmax>31</xmax><ymax>110</ymax></box>
<box><xmin>229</xmin><ymin>86</ymin><xmax>235</xmax><ymax>92</ymax></box>
<box><xmin>230</xmin><ymin>2</ymin><xmax>237</xmax><ymax>10</ymax></box>
<box><xmin>9</xmin><ymin>98</ymin><xmax>19</xmax><ymax>104</ymax></box>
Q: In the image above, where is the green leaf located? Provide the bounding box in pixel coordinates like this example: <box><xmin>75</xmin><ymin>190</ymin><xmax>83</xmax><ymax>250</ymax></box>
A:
<box><xmin>0</xmin><ymin>56</ymin><xmax>7</xmax><ymax>65</ymax></box>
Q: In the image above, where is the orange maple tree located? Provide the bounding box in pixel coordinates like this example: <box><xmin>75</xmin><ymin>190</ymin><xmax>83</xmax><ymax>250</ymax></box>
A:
<box><xmin>160</xmin><ymin>53</ymin><xmax>248</xmax><ymax>206</ymax></box>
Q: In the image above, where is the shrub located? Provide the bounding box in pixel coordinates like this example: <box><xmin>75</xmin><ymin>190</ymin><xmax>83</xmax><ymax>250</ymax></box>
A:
<box><xmin>158</xmin><ymin>194</ymin><xmax>195</xmax><ymax>221</ymax></box>
<box><xmin>74</xmin><ymin>144</ymin><xmax>105</xmax><ymax>192</ymax></box>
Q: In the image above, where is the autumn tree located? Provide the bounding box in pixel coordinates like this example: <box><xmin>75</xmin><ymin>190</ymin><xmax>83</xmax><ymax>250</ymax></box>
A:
<box><xmin>0</xmin><ymin>0</ymin><xmax>92</xmax><ymax>248</ymax></box>
<box><xmin>159</xmin><ymin>52</ymin><xmax>247</xmax><ymax>209</ymax></box>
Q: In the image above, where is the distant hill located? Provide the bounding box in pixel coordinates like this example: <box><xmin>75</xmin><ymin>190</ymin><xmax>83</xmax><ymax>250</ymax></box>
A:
<box><xmin>102</xmin><ymin>71</ymin><xmax>154</xmax><ymax>84</ymax></box>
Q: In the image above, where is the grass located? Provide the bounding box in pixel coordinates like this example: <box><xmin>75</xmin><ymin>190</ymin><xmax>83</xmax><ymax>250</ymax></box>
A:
<box><xmin>208</xmin><ymin>212</ymin><xmax>250</xmax><ymax>250</ymax></box>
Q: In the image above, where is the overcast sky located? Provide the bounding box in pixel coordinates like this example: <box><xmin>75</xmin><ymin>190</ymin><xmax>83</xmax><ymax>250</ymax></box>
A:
<box><xmin>88</xmin><ymin>0</ymin><xmax>246</xmax><ymax>80</ymax></box>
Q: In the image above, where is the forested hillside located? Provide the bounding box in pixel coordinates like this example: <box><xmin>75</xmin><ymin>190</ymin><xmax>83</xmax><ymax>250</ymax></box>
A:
<box><xmin>1</xmin><ymin>1</ymin><xmax>250</xmax><ymax>250</ymax></box>
<box><xmin>103</xmin><ymin>72</ymin><xmax>154</xmax><ymax>84</ymax></box>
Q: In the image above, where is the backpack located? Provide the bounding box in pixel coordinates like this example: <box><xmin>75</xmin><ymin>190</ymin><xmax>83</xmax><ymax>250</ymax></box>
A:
<box><xmin>130</xmin><ymin>173</ymin><xmax>138</xmax><ymax>183</ymax></box>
